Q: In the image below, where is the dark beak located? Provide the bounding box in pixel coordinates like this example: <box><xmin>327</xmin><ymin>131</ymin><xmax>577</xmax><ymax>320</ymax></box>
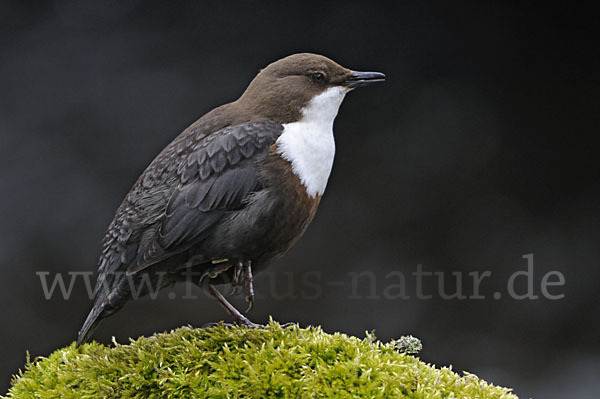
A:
<box><xmin>345</xmin><ymin>70</ymin><xmax>386</xmax><ymax>88</ymax></box>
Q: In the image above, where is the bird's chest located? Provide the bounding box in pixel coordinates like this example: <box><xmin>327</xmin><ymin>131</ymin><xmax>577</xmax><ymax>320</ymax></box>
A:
<box><xmin>208</xmin><ymin>121</ymin><xmax>337</xmax><ymax>266</ymax></box>
<box><xmin>275</xmin><ymin>119</ymin><xmax>336</xmax><ymax>198</ymax></box>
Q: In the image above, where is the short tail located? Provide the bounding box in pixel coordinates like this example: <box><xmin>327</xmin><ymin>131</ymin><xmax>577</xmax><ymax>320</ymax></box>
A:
<box><xmin>76</xmin><ymin>305</ymin><xmax>105</xmax><ymax>347</ymax></box>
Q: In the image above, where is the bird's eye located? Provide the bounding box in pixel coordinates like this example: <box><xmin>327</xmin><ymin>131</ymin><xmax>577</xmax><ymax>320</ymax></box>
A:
<box><xmin>311</xmin><ymin>72</ymin><xmax>325</xmax><ymax>82</ymax></box>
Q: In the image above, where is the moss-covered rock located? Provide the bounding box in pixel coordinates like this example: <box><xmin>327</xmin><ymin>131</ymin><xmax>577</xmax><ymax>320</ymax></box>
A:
<box><xmin>5</xmin><ymin>322</ymin><xmax>517</xmax><ymax>398</ymax></box>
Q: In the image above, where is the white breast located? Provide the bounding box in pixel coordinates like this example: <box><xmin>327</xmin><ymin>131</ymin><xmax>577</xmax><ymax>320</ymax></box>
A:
<box><xmin>276</xmin><ymin>86</ymin><xmax>349</xmax><ymax>197</ymax></box>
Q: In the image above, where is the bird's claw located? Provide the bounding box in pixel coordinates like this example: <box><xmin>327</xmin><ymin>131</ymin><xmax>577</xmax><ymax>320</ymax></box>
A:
<box><xmin>228</xmin><ymin>284</ymin><xmax>243</xmax><ymax>297</ymax></box>
<box><xmin>245</xmin><ymin>295</ymin><xmax>254</xmax><ymax>312</ymax></box>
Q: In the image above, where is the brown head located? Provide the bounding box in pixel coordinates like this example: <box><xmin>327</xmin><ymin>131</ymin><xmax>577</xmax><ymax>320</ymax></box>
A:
<box><xmin>236</xmin><ymin>53</ymin><xmax>385</xmax><ymax>123</ymax></box>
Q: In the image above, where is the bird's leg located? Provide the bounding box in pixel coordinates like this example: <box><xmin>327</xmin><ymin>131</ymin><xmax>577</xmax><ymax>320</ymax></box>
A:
<box><xmin>202</xmin><ymin>283</ymin><xmax>258</xmax><ymax>328</ymax></box>
<box><xmin>243</xmin><ymin>260</ymin><xmax>254</xmax><ymax>312</ymax></box>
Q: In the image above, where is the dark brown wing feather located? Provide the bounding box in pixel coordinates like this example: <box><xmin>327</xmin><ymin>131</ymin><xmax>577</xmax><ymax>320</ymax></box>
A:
<box><xmin>122</xmin><ymin>120</ymin><xmax>284</xmax><ymax>273</ymax></box>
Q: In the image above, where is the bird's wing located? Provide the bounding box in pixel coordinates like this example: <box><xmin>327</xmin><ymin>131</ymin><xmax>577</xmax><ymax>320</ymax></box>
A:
<box><xmin>99</xmin><ymin>120</ymin><xmax>284</xmax><ymax>277</ymax></box>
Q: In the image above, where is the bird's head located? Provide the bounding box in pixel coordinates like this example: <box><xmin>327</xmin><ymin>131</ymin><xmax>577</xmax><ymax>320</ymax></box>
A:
<box><xmin>237</xmin><ymin>53</ymin><xmax>385</xmax><ymax>124</ymax></box>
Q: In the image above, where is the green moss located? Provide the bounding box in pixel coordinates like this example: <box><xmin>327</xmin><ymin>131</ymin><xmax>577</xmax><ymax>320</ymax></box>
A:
<box><xmin>5</xmin><ymin>321</ymin><xmax>517</xmax><ymax>398</ymax></box>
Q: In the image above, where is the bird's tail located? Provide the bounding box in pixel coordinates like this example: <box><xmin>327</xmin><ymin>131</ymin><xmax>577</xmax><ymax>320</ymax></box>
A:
<box><xmin>76</xmin><ymin>304</ymin><xmax>105</xmax><ymax>347</ymax></box>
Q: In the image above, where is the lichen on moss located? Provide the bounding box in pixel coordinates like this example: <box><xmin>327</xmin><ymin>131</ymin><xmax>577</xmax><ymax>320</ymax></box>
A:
<box><xmin>5</xmin><ymin>321</ymin><xmax>517</xmax><ymax>398</ymax></box>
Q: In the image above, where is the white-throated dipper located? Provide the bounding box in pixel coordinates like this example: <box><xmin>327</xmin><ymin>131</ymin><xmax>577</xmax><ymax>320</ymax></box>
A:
<box><xmin>77</xmin><ymin>53</ymin><xmax>385</xmax><ymax>346</ymax></box>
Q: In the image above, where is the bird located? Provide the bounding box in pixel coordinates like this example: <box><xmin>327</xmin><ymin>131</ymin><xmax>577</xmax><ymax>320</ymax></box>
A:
<box><xmin>77</xmin><ymin>53</ymin><xmax>385</xmax><ymax>346</ymax></box>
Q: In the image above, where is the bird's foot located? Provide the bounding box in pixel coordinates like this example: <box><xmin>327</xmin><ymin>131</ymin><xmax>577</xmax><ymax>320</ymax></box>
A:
<box><xmin>234</xmin><ymin>312</ymin><xmax>259</xmax><ymax>328</ymax></box>
<box><xmin>227</xmin><ymin>260</ymin><xmax>255</xmax><ymax>313</ymax></box>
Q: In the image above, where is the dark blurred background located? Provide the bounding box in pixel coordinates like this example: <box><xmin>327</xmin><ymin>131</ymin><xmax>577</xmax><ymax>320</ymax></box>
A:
<box><xmin>1</xmin><ymin>1</ymin><xmax>598</xmax><ymax>397</ymax></box>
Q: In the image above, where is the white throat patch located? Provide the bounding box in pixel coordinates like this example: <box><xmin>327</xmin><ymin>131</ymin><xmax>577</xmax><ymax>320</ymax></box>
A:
<box><xmin>276</xmin><ymin>86</ymin><xmax>349</xmax><ymax>197</ymax></box>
